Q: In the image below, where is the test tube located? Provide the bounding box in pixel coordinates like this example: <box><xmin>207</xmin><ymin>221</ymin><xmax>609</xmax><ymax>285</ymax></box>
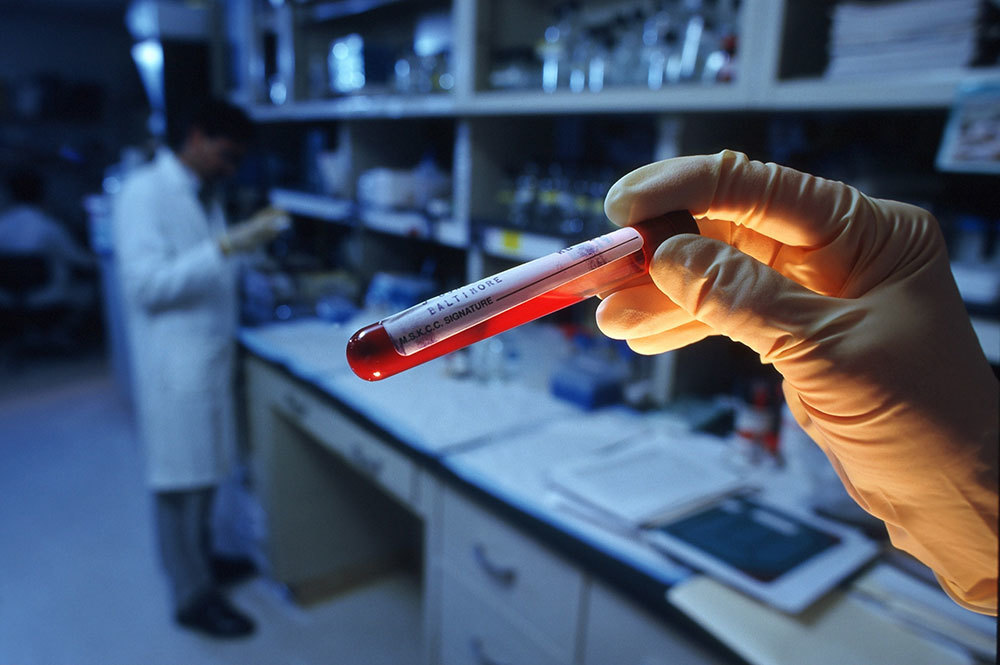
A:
<box><xmin>346</xmin><ymin>210</ymin><xmax>698</xmax><ymax>381</ymax></box>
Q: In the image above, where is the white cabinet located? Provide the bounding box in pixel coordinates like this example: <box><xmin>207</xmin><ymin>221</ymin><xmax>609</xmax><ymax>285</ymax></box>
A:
<box><xmin>582</xmin><ymin>579</ymin><xmax>722</xmax><ymax>665</ymax></box>
<box><xmin>244</xmin><ymin>356</ymin><xmax>737</xmax><ymax>664</ymax></box>
<box><xmin>439</xmin><ymin>486</ymin><xmax>586</xmax><ymax>663</ymax></box>
<box><xmin>277</xmin><ymin>383</ymin><xmax>418</xmax><ymax>507</ymax></box>
<box><xmin>432</xmin><ymin>484</ymin><xmax>729</xmax><ymax>665</ymax></box>
<box><xmin>255</xmin><ymin>356</ymin><xmax>419</xmax><ymax>508</ymax></box>
<box><xmin>439</xmin><ymin>567</ymin><xmax>566</xmax><ymax>665</ymax></box>
<box><xmin>243</xmin><ymin>356</ymin><xmax>422</xmax><ymax>597</ymax></box>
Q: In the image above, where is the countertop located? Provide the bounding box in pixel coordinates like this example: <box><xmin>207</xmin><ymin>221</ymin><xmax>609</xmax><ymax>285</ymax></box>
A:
<box><xmin>239</xmin><ymin>316</ymin><xmax>710</xmax><ymax>609</ymax></box>
<box><xmin>238</xmin><ymin>317</ymin><xmax>995</xmax><ymax>665</ymax></box>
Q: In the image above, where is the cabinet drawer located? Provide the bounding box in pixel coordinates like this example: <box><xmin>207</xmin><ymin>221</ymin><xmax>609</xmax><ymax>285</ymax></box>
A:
<box><xmin>441</xmin><ymin>488</ymin><xmax>583</xmax><ymax>659</ymax></box>
<box><xmin>440</xmin><ymin>568</ymin><xmax>563</xmax><ymax>665</ymax></box>
<box><xmin>583</xmin><ymin>579</ymin><xmax>719</xmax><ymax>665</ymax></box>
<box><xmin>271</xmin><ymin>373</ymin><xmax>416</xmax><ymax>508</ymax></box>
<box><xmin>330</xmin><ymin>409</ymin><xmax>416</xmax><ymax>508</ymax></box>
<box><xmin>270</xmin><ymin>372</ymin><xmax>336</xmax><ymax>443</ymax></box>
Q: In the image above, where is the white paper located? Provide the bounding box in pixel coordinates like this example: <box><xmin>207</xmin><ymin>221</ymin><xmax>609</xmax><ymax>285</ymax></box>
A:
<box><xmin>547</xmin><ymin>437</ymin><xmax>747</xmax><ymax>526</ymax></box>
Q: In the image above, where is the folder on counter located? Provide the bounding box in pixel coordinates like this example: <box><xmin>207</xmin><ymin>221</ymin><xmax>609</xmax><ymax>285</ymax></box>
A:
<box><xmin>668</xmin><ymin>573</ymin><xmax>979</xmax><ymax>665</ymax></box>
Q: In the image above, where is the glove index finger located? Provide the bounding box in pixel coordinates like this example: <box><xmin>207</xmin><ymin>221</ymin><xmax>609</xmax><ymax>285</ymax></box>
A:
<box><xmin>606</xmin><ymin>150</ymin><xmax>871</xmax><ymax>250</ymax></box>
<box><xmin>650</xmin><ymin>234</ymin><xmax>842</xmax><ymax>364</ymax></box>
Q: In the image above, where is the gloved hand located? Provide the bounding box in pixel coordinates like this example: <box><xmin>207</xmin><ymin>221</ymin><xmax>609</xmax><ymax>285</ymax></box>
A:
<box><xmin>218</xmin><ymin>206</ymin><xmax>291</xmax><ymax>255</ymax></box>
<box><xmin>597</xmin><ymin>150</ymin><xmax>999</xmax><ymax>614</ymax></box>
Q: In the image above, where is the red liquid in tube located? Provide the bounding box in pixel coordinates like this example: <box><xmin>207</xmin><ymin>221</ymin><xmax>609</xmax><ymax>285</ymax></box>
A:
<box><xmin>347</xmin><ymin>211</ymin><xmax>698</xmax><ymax>381</ymax></box>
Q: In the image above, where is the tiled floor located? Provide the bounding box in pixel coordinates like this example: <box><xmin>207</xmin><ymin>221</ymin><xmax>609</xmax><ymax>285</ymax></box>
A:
<box><xmin>0</xmin><ymin>354</ymin><xmax>422</xmax><ymax>665</ymax></box>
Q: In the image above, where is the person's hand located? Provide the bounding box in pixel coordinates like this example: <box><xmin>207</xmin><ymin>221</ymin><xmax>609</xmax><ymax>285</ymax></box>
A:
<box><xmin>596</xmin><ymin>150</ymin><xmax>998</xmax><ymax>614</ymax></box>
<box><xmin>218</xmin><ymin>206</ymin><xmax>291</xmax><ymax>255</ymax></box>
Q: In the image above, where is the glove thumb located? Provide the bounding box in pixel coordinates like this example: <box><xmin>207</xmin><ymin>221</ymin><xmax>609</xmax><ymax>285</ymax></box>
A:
<box><xmin>649</xmin><ymin>235</ymin><xmax>850</xmax><ymax>364</ymax></box>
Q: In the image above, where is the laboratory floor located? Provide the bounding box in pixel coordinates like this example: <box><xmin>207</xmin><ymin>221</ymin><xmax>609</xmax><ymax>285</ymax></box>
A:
<box><xmin>0</xmin><ymin>353</ymin><xmax>422</xmax><ymax>665</ymax></box>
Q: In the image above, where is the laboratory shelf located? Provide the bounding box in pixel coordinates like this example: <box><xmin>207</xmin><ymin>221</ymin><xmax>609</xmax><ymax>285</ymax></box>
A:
<box><xmin>479</xmin><ymin>225</ymin><xmax>568</xmax><ymax>262</ymax></box>
<box><xmin>461</xmin><ymin>85</ymin><xmax>752</xmax><ymax>115</ymax></box>
<box><xmin>231</xmin><ymin>0</ymin><xmax>999</xmax><ymax>122</ymax></box>
<box><xmin>269</xmin><ymin>188</ymin><xmax>464</xmax><ymax>247</ymax></box>
<box><xmin>243</xmin><ymin>69</ymin><xmax>999</xmax><ymax>122</ymax></box>
<box><xmin>250</xmin><ymin>67</ymin><xmax>1000</xmax><ymax>122</ymax></box>
<box><xmin>359</xmin><ymin>207</ymin><xmax>466</xmax><ymax>247</ymax></box>
<box><xmin>359</xmin><ymin>206</ymin><xmax>433</xmax><ymax>238</ymax></box>
<box><xmin>246</xmin><ymin>87</ymin><xmax>746</xmax><ymax>121</ymax></box>
<box><xmin>268</xmin><ymin>188</ymin><xmax>355</xmax><ymax>224</ymax></box>
<box><xmin>300</xmin><ymin>0</ymin><xmax>412</xmax><ymax>23</ymax></box>
<box><xmin>247</xmin><ymin>94</ymin><xmax>457</xmax><ymax>122</ymax></box>
<box><xmin>764</xmin><ymin>68</ymin><xmax>1000</xmax><ymax>110</ymax></box>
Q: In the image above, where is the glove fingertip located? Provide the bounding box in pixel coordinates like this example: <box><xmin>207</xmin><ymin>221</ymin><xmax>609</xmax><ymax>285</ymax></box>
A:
<box><xmin>604</xmin><ymin>179</ymin><xmax>630</xmax><ymax>226</ymax></box>
<box><xmin>647</xmin><ymin>234</ymin><xmax>721</xmax><ymax>288</ymax></box>
<box><xmin>626</xmin><ymin>320</ymin><xmax>714</xmax><ymax>355</ymax></box>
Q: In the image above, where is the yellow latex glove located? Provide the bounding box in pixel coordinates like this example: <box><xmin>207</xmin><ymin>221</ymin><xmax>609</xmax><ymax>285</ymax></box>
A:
<box><xmin>218</xmin><ymin>206</ymin><xmax>291</xmax><ymax>255</ymax></box>
<box><xmin>597</xmin><ymin>150</ymin><xmax>999</xmax><ymax>615</ymax></box>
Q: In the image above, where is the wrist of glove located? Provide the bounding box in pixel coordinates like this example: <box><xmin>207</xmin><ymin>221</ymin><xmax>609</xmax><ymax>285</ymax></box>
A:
<box><xmin>218</xmin><ymin>206</ymin><xmax>291</xmax><ymax>256</ymax></box>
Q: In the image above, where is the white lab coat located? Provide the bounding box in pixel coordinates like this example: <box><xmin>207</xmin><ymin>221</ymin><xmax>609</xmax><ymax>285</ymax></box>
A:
<box><xmin>113</xmin><ymin>149</ymin><xmax>238</xmax><ymax>490</ymax></box>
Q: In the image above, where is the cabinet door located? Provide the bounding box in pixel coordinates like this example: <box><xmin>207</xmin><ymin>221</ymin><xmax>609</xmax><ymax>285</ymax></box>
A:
<box><xmin>441</xmin><ymin>487</ymin><xmax>584</xmax><ymax>661</ymax></box>
<box><xmin>582</xmin><ymin>579</ymin><xmax>722</xmax><ymax>665</ymax></box>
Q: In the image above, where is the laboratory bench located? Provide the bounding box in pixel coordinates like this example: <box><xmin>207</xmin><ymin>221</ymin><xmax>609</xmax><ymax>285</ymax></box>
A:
<box><xmin>238</xmin><ymin>317</ymin><xmax>996</xmax><ymax>665</ymax></box>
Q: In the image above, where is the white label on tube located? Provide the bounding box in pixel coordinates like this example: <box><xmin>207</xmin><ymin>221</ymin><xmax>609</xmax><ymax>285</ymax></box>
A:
<box><xmin>383</xmin><ymin>226</ymin><xmax>643</xmax><ymax>355</ymax></box>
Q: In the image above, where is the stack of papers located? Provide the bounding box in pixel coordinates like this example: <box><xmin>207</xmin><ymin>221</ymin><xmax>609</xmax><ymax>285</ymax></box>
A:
<box><xmin>825</xmin><ymin>0</ymin><xmax>981</xmax><ymax>79</ymax></box>
<box><xmin>547</xmin><ymin>437</ymin><xmax>747</xmax><ymax>528</ymax></box>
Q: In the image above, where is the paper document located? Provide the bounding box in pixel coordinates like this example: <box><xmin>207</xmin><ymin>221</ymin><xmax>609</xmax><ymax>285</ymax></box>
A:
<box><xmin>547</xmin><ymin>438</ymin><xmax>747</xmax><ymax>527</ymax></box>
<box><xmin>669</xmin><ymin>576</ymin><xmax>975</xmax><ymax>665</ymax></box>
<box><xmin>851</xmin><ymin>563</ymin><xmax>997</xmax><ymax>661</ymax></box>
<box><xmin>826</xmin><ymin>0</ymin><xmax>979</xmax><ymax>78</ymax></box>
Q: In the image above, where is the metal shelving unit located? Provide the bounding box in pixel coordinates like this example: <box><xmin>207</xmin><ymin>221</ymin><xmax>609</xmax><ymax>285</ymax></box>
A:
<box><xmin>229</xmin><ymin>0</ymin><xmax>1000</xmax><ymax>361</ymax></box>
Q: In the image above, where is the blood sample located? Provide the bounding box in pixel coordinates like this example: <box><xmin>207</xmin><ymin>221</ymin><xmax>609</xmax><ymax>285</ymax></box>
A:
<box><xmin>347</xmin><ymin>211</ymin><xmax>698</xmax><ymax>381</ymax></box>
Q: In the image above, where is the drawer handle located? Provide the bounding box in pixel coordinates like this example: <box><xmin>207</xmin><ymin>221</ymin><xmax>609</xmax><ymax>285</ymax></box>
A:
<box><xmin>472</xmin><ymin>543</ymin><xmax>517</xmax><ymax>587</ymax></box>
<box><xmin>350</xmin><ymin>444</ymin><xmax>383</xmax><ymax>478</ymax></box>
<box><xmin>470</xmin><ymin>637</ymin><xmax>510</xmax><ymax>665</ymax></box>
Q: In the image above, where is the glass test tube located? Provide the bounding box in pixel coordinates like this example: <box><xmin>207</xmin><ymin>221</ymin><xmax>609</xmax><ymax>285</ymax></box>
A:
<box><xmin>346</xmin><ymin>211</ymin><xmax>698</xmax><ymax>381</ymax></box>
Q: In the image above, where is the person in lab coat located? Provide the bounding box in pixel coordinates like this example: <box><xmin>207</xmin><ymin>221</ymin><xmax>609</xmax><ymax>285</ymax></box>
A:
<box><xmin>597</xmin><ymin>150</ymin><xmax>998</xmax><ymax>616</ymax></box>
<box><xmin>0</xmin><ymin>167</ymin><xmax>96</xmax><ymax>317</ymax></box>
<box><xmin>113</xmin><ymin>99</ymin><xmax>288</xmax><ymax>638</ymax></box>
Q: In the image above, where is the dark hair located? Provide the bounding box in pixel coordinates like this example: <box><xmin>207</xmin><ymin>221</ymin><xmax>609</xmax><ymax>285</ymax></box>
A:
<box><xmin>187</xmin><ymin>99</ymin><xmax>254</xmax><ymax>144</ymax></box>
<box><xmin>6</xmin><ymin>168</ymin><xmax>44</xmax><ymax>204</ymax></box>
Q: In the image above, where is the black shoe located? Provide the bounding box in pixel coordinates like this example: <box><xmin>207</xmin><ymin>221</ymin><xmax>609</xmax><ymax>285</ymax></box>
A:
<box><xmin>211</xmin><ymin>555</ymin><xmax>258</xmax><ymax>586</ymax></box>
<box><xmin>176</xmin><ymin>591</ymin><xmax>255</xmax><ymax>639</ymax></box>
